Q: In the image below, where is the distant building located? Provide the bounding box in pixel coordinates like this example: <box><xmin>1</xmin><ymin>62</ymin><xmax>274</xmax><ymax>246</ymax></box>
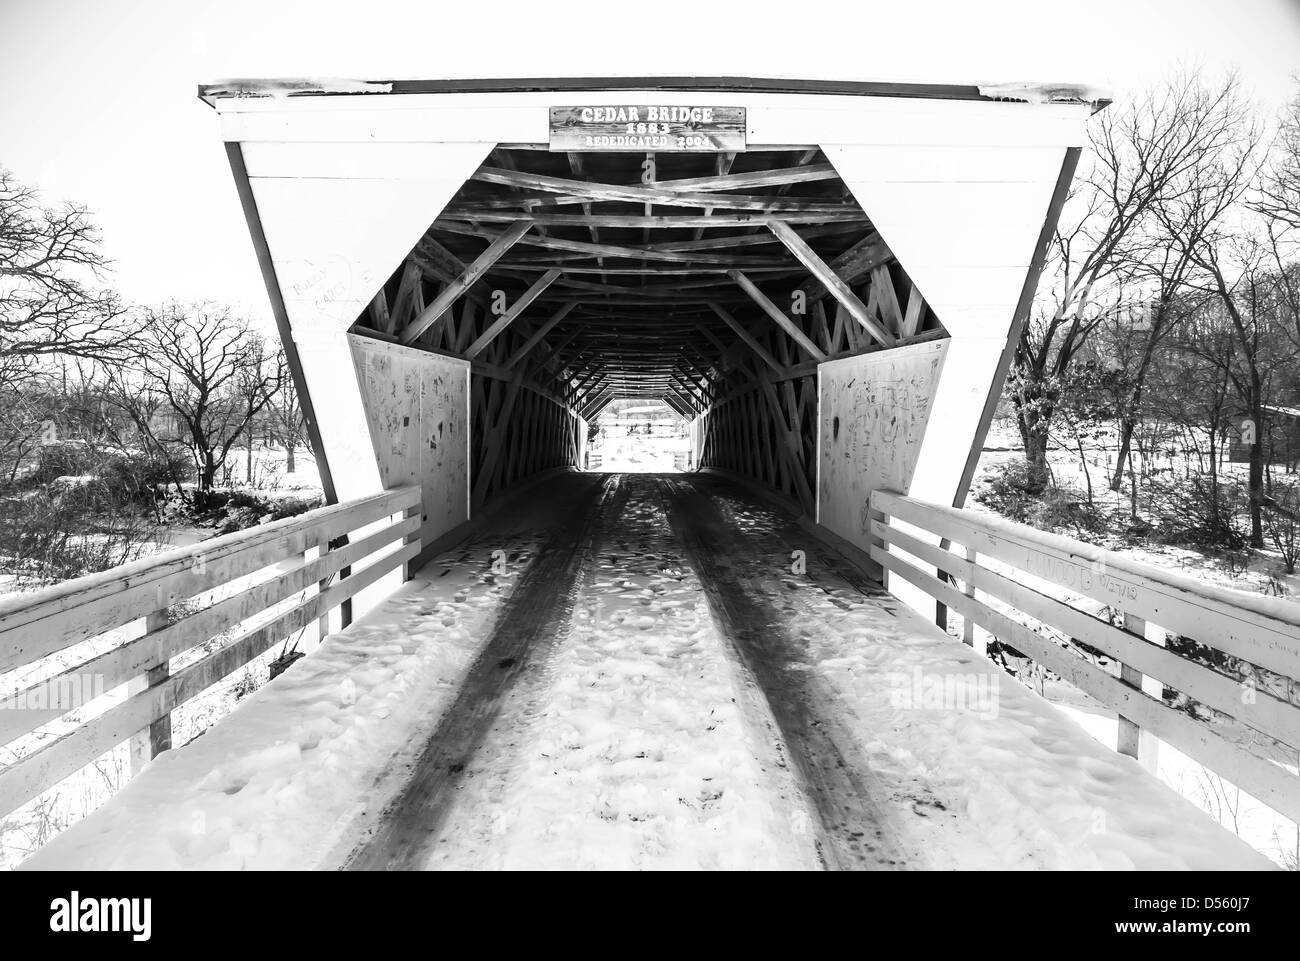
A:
<box><xmin>1228</xmin><ymin>405</ymin><xmax>1300</xmax><ymax>467</ymax></box>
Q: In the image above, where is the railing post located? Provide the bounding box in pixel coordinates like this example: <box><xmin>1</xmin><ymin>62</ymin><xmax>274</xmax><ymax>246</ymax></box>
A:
<box><xmin>316</xmin><ymin>537</ymin><xmax>332</xmax><ymax>643</ymax></box>
<box><xmin>962</xmin><ymin>546</ymin><xmax>976</xmax><ymax>647</ymax></box>
<box><xmin>403</xmin><ymin>504</ymin><xmax>421</xmax><ymax>581</ymax></box>
<box><xmin>867</xmin><ymin>495</ymin><xmax>888</xmax><ymax>591</ymax></box>
<box><xmin>1117</xmin><ymin>611</ymin><xmax>1152</xmax><ymax>770</ymax></box>
<box><xmin>128</xmin><ymin>609</ymin><xmax>172</xmax><ymax>777</ymax></box>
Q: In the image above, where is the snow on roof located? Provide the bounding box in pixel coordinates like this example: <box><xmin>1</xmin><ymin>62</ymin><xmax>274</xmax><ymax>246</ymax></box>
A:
<box><xmin>198</xmin><ymin>76</ymin><xmax>1109</xmax><ymax>108</ymax></box>
<box><xmin>201</xmin><ymin>78</ymin><xmax>393</xmax><ymax>99</ymax></box>
<box><xmin>1263</xmin><ymin>403</ymin><xmax>1300</xmax><ymax>420</ymax></box>
<box><xmin>977</xmin><ymin>81</ymin><xmax>1113</xmax><ymax>105</ymax></box>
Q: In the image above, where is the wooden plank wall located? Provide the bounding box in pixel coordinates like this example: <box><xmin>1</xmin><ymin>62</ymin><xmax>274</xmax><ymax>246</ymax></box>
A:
<box><xmin>699</xmin><ymin>266</ymin><xmax>942</xmax><ymax>517</ymax></box>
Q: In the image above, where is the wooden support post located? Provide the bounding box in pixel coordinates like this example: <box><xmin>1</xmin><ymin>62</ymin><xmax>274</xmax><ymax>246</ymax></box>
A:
<box><xmin>728</xmin><ymin>270</ymin><xmax>827</xmax><ymax>361</ymax></box>
<box><xmin>502</xmin><ymin>301</ymin><xmax>578</xmax><ymax>370</ymax></box>
<box><xmin>767</xmin><ymin>221</ymin><xmax>896</xmax><ymax>347</ymax></box>
<box><xmin>901</xmin><ymin>282</ymin><xmax>926</xmax><ymax>339</ymax></box>
<box><xmin>464</xmin><ymin>269</ymin><xmax>561</xmax><ymax>359</ymax></box>
<box><xmin>709</xmin><ymin>302</ymin><xmax>782</xmax><ymax>373</ymax></box>
<box><xmin>401</xmin><ymin>220</ymin><xmax>531</xmax><ymax>345</ymax></box>
<box><xmin>367</xmin><ymin>288</ymin><xmax>392</xmax><ymax>334</ymax></box>
<box><xmin>128</xmin><ymin>610</ymin><xmax>171</xmax><ymax>777</ymax></box>
<box><xmin>1117</xmin><ymin>612</ymin><xmax>1147</xmax><ymax>763</ymax></box>
<box><xmin>962</xmin><ymin>546</ymin><xmax>976</xmax><ymax>647</ymax></box>
<box><xmin>389</xmin><ymin>261</ymin><xmax>423</xmax><ymax>334</ymax></box>
<box><xmin>403</xmin><ymin>503</ymin><xmax>421</xmax><ymax>581</ymax></box>
<box><xmin>793</xmin><ymin>229</ymin><xmax>893</xmax><ymax>306</ymax></box>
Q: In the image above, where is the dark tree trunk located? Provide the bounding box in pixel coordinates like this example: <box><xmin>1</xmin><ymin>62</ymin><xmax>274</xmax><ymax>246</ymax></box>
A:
<box><xmin>1248</xmin><ymin>400</ymin><xmax>1265</xmax><ymax>548</ymax></box>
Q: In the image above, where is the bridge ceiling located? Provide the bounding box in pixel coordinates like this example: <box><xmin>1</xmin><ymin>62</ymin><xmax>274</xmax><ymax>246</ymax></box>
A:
<box><xmin>362</xmin><ymin>146</ymin><xmax>944</xmax><ymax>414</ymax></box>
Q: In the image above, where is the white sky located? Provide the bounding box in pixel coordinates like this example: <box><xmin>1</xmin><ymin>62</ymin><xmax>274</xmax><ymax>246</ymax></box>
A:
<box><xmin>3</xmin><ymin>0</ymin><xmax>1299</xmax><ymax>331</ymax></box>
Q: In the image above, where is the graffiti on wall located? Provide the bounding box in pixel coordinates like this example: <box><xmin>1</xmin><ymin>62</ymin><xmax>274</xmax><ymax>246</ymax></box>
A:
<box><xmin>817</xmin><ymin>339</ymin><xmax>948</xmax><ymax>553</ymax></box>
<box><xmin>349</xmin><ymin>335</ymin><xmax>471</xmax><ymax>546</ymax></box>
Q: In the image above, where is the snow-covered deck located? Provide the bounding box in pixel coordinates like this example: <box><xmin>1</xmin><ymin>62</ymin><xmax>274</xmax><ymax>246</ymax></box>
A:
<box><xmin>22</xmin><ymin>473</ymin><xmax>1272</xmax><ymax>870</ymax></box>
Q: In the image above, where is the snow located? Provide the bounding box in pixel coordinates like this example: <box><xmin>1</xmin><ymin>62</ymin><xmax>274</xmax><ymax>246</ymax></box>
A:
<box><xmin>423</xmin><ymin>480</ymin><xmax>817</xmax><ymax>869</ymax></box>
<box><xmin>17</xmin><ymin>473</ymin><xmax>1273</xmax><ymax>870</ymax></box>
<box><xmin>588</xmin><ymin>429</ymin><xmax>688</xmax><ymax>474</ymax></box>
<box><xmin>201</xmin><ymin>78</ymin><xmax>393</xmax><ymax>99</ymax></box>
<box><xmin>708</xmin><ymin>488</ymin><xmax>1273</xmax><ymax>869</ymax></box>
<box><xmin>19</xmin><ymin>509</ymin><xmax>547</xmax><ymax>870</ymax></box>
<box><xmin>977</xmin><ymin>82</ymin><xmax>1113</xmax><ymax>105</ymax></box>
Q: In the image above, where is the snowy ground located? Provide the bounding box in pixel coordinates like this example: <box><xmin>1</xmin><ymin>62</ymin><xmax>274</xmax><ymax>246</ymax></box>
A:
<box><xmin>588</xmin><ymin>429</ymin><xmax>688</xmax><ymax>473</ymax></box>
<box><xmin>19</xmin><ymin>473</ymin><xmax>1272</xmax><ymax>870</ymax></box>
<box><xmin>972</xmin><ymin>419</ymin><xmax>1300</xmax><ymax>599</ymax></box>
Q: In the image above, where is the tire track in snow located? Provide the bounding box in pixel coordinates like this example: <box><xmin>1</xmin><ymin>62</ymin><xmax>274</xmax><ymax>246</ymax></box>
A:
<box><xmin>661</xmin><ymin>475</ymin><xmax>923</xmax><ymax>870</ymax></box>
<box><xmin>422</xmin><ymin>473</ymin><xmax>819</xmax><ymax>869</ymax></box>
<box><xmin>343</xmin><ymin>474</ymin><xmax>623</xmax><ymax>870</ymax></box>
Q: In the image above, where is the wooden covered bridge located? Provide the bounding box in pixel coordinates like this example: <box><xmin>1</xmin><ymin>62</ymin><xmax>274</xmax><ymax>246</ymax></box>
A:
<box><xmin>1</xmin><ymin>78</ymin><xmax>1296</xmax><ymax>870</ymax></box>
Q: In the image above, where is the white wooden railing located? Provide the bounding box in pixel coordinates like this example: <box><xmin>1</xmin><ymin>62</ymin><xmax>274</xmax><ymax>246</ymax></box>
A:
<box><xmin>869</xmin><ymin>489</ymin><xmax>1300</xmax><ymax>823</ymax></box>
<box><xmin>0</xmin><ymin>485</ymin><xmax>421</xmax><ymax>820</ymax></box>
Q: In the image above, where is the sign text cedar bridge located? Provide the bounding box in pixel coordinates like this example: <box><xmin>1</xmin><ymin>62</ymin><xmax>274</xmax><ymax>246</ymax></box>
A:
<box><xmin>549</xmin><ymin>105</ymin><xmax>746</xmax><ymax>151</ymax></box>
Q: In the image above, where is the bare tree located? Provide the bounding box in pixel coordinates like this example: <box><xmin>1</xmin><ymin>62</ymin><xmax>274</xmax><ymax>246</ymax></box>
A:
<box><xmin>1108</xmin><ymin>92</ymin><xmax>1260</xmax><ymax>489</ymax></box>
<box><xmin>130</xmin><ymin>304</ymin><xmax>284</xmax><ymax>507</ymax></box>
<box><xmin>1012</xmin><ymin>73</ymin><xmax>1253</xmax><ymax>492</ymax></box>
<box><xmin>1256</xmin><ymin>91</ymin><xmax>1300</xmax><ymax>231</ymax></box>
<box><xmin>262</xmin><ymin>347</ymin><xmax>307</xmax><ymax>474</ymax></box>
<box><xmin>1185</xmin><ymin>235</ymin><xmax>1298</xmax><ymax>546</ymax></box>
<box><xmin>0</xmin><ymin>168</ymin><xmax>135</xmax><ymax>384</ymax></box>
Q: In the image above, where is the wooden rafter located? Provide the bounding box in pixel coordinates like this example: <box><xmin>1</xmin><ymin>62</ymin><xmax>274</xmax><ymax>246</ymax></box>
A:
<box><xmin>708</xmin><ymin>303</ymin><xmax>782</xmax><ymax>373</ymax></box>
<box><xmin>728</xmin><ymin>270</ymin><xmax>827</xmax><ymax>362</ymax></box>
<box><xmin>503</xmin><ymin>304</ymin><xmax>580</xmax><ymax>371</ymax></box>
<box><xmin>767</xmin><ymin>221</ymin><xmax>897</xmax><ymax>348</ymax></box>
<box><xmin>438</xmin><ymin>211</ymin><xmax>866</xmax><ymax>228</ymax></box>
<box><xmin>470</xmin><ymin>167</ymin><xmax>859</xmax><ymax>214</ymax></box>
<box><xmin>400</xmin><ymin>220</ymin><xmax>532</xmax><ymax>345</ymax></box>
<box><xmin>792</xmin><ymin>229</ymin><xmax>893</xmax><ymax>305</ymax></box>
<box><xmin>463</xmin><ymin>269</ymin><xmax>561</xmax><ymax>359</ymax></box>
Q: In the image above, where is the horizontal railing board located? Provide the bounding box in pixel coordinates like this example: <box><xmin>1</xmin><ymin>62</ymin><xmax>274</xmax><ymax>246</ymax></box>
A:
<box><xmin>872</xmin><ymin>542</ymin><xmax>1300</xmax><ymax>823</ymax></box>
<box><xmin>0</xmin><ymin>514</ymin><xmax>418</xmax><ymax>745</ymax></box>
<box><xmin>874</xmin><ymin>490</ymin><xmax>1300</xmax><ymax>680</ymax></box>
<box><xmin>0</xmin><ymin>487</ymin><xmax>419</xmax><ymax>673</ymax></box>
<box><xmin>0</xmin><ymin>538</ymin><xmax>417</xmax><ymax>818</ymax></box>
<box><xmin>872</xmin><ymin>518</ymin><xmax>1300</xmax><ymax>750</ymax></box>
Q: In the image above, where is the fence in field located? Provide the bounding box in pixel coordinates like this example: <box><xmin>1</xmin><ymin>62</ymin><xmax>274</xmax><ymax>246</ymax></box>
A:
<box><xmin>869</xmin><ymin>489</ymin><xmax>1300</xmax><ymax>823</ymax></box>
<box><xmin>0</xmin><ymin>485</ymin><xmax>421</xmax><ymax>820</ymax></box>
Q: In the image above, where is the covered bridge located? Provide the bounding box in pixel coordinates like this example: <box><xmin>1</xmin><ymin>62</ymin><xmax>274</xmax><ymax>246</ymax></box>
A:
<box><xmin>2</xmin><ymin>77</ymin><xmax>1295</xmax><ymax>871</ymax></box>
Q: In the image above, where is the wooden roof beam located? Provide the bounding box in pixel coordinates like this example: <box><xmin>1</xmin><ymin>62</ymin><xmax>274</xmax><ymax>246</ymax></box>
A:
<box><xmin>501</xmin><ymin>300</ymin><xmax>579</xmax><ymax>371</ymax></box>
<box><xmin>728</xmin><ymin>270</ymin><xmax>828</xmax><ymax>362</ymax></box>
<box><xmin>708</xmin><ymin>302</ymin><xmax>782</xmax><ymax>373</ymax></box>
<box><xmin>437</xmin><ymin>211</ymin><xmax>865</xmax><ymax>227</ymax></box>
<box><xmin>792</xmin><ymin>229</ymin><xmax>894</xmax><ymax>305</ymax></box>
<box><xmin>659</xmin><ymin>392</ymin><xmax>694</xmax><ymax>419</ymax></box>
<box><xmin>463</xmin><ymin>269</ymin><xmax>561</xmax><ymax>359</ymax></box>
<box><xmin>470</xmin><ymin>167</ymin><xmax>858</xmax><ymax>213</ymax></box>
<box><xmin>460</xmin><ymin>162</ymin><xmax>836</xmax><ymax>211</ymax></box>
<box><xmin>400</xmin><ymin>220</ymin><xmax>532</xmax><ymax>345</ymax></box>
<box><xmin>435</xmin><ymin>222</ymin><xmax>793</xmax><ymax>267</ymax></box>
<box><xmin>767</xmin><ymin>221</ymin><xmax>896</xmax><ymax>348</ymax></box>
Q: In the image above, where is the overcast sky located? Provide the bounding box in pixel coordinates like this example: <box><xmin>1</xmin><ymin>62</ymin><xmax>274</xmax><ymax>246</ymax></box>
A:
<box><xmin>3</xmin><ymin>0</ymin><xmax>1299</xmax><ymax>331</ymax></box>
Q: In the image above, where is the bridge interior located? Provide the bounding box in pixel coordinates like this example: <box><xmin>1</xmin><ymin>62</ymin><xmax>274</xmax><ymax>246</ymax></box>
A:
<box><xmin>345</xmin><ymin>145</ymin><xmax>944</xmax><ymax>514</ymax></box>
